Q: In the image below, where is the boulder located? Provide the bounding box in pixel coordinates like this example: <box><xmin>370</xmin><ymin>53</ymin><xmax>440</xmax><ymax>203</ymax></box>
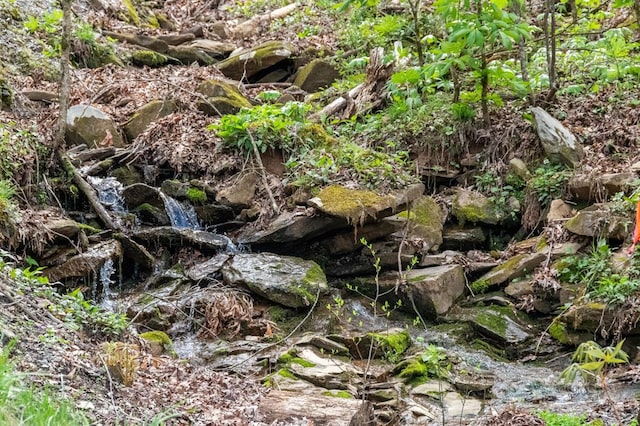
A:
<box><xmin>222</xmin><ymin>253</ymin><xmax>328</xmax><ymax>308</ymax></box>
<box><xmin>131</xmin><ymin>50</ymin><xmax>171</xmax><ymax>67</ymax></box>
<box><xmin>66</xmin><ymin>105</ymin><xmax>124</xmax><ymax>148</ymax></box>
<box><xmin>132</xmin><ymin>227</ymin><xmax>231</xmax><ymax>251</ymax></box>
<box><xmin>441</xmin><ymin>226</ymin><xmax>486</xmax><ymax>250</ymax></box>
<box><xmin>546</xmin><ymin>199</ymin><xmax>573</xmax><ymax>221</ymax></box>
<box><xmin>44</xmin><ymin>240</ymin><xmax>122</xmax><ymax>284</ymax></box>
<box><xmin>318</xmin><ymin>220</ymin><xmax>401</xmax><ymax>256</ymax></box>
<box><xmin>293</xmin><ymin>59</ymin><xmax>340</xmax><ymax>93</ymax></box>
<box><xmin>114</xmin><ymin>234</ymin><xmax>155</xmax><ymax>271</ymax></box>
<box><xmin>216</xmin><ymin>41</ymin><xmax>294</xmax><ymax>82</ymax></box>
<box><xmin>166</xmin><ymin>45</ymin><xmax>214</xmax><ymax>65</ymax></box>
<box><xmin>328</xmin><ymin>327</ymin><xmax>411</xmax><ymax>361</ymax></box>
<box><xmin>194</xmin><ymin>204</ymin><xmax>235</xmax><ymax>226</ymax></box>
<box><xmin>185</xmin><ymin>253</ymin><xmax>230</xmax><ymax>282</ymax></box>
<box><xmin>325</xmin><ymin>240</ymin><xmax>418</xmax><ymax>276</ymax></box>
<box><xmin>216</xmin><ymin>172</ymin><xmax>257</xmax><ymax>208</ymax></box>
<box><xmin>156</xmin><ymin>33</ymin><xmax>195</xmax><ymax>45</ymax></box>
<box><xmin>568</xmin><ymin>173</ymin><xmax>636</xmax><ymax>201</ymax></box>
<box><xmin>531</xmin><ymin>106</ymin><xmax>584</xmax><ymax>167</ymax></box>
<box><xmin>471</xmin><ymin>253</ymin><xmax>546</xmax><ymax>292</ymax></box>
<box><xmin>509</xmin><ymin>158</ymin><xmax>531</xmax><ymax>181</ymax></box>
<box><xmin>196</xmin><ymin>77</ymin><xmax>252</xmax><ymax>116</ymax></box>
<box><xmin>104</xmin><ymin>31</ymin><xmax>169</xmax><ymax>53</ymax></box>
<box><xmin>308</xmin><ymin>183</ymin><xmax>425</xmax><ymax>226</ymax></box>
<box><xmin>451</xmin><ymin>189</ymin><xmax>510</xmax><ymax>225</ymax></box>
<box><xmin>397</xmin><ymin>196</ymin><xmax>444</xmax><ymax>252</ymax></box>
<box><xmin>185</xmin><ymin>39</ymin><xmax>236</xmax><ymax>58</ymax></box>
<box><xmin>285</xmin><ymin>348</ymin><xmax>364</xmax><ymax>389</ymax></box>
<box><xmin>564</xmin><ymin>203</ymin><xmax>630</xmax><ymax>240</ymax></box>
<box><xmin>123</xmin><ymin>99</ymin><xmax>177</xmax><ymax>141</ymax></box>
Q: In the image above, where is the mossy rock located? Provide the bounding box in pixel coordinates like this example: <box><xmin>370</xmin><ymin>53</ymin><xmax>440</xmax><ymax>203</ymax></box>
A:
<box><xmin>451</xmin><ymin>188</ymin><xmax>516</xmax><ymax>225</ymax></box>
<box><xmin>166</xmin><ymin>45</ymin><xmax>214</xmax><ymax>65</ymax></box>
<box><xmin>196</xmin><ymin>78</ymin><xmax>251</xmax><ymax>116</ymax></box>
<box><xmin>123</xmin><ymin>99</ymin><xmax>176</xmax><ymax>141</ymax></box>
<box><xmin>111</xmin><ymin>165</ymin><xmax>142</xmax><ymax>186</ymax></box>
<box><xmin>398</xmin><ymin>196</ymin><xmax>444</xmax><ymax>252</ymax></box>
<box><xmin>293</xmin><ymin>59</ymin><xmax>340</xmax><ymax>93</ymax></box>
<box><xmin>310</xmin><ymin>185</ymin><xmax>395</xmax><ymax>225</ymax></box>
<box><xmin>470</xmin><ymin>252</ymin><xmax>546</xmax><ymax>293</ymax></box>
<box><xmin>139</xmin><ymin>330</ymin><xmax>174</xmax><ymax>355</ymax></box>
<box><xmin>66</xmin><ymin>104</ymin><xmax>124</xmax><ymax>148</ymax></box>
<box><xmin>131</xmin><ymin>50</ymin><xmax>170</xmax><ymax>67</ymax></box>
<box><xmin>216</xmin><ymin>40</ymin><xmax>294</xmax><ymax>82</ymax></box>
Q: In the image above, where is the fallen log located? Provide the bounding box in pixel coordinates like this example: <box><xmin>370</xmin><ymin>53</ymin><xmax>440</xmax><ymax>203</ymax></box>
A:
<box><xmin>56</xmin><ymin>149</ymin><xmax>123</xmax><ymax>232</ymax></box>
<box><xmin>232</xmin><ymin>2</ymin><xmax>299</xmax><ymax>38</ymax></box>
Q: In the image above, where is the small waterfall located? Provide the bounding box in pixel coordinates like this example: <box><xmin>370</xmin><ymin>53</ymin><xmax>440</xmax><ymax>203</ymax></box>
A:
<box><xmin>215</xmin><ymin>233</ymin><xmax>243</xmax><ymax>254</ymax></box>
<box><xmin>160</xmin><ymin>192</ymin><xmax>201</xmax><ymax>229</ymax></box>
<box><xmin>99</xmin><ymin>258</ymin><xmax>117</xmax><ymax>310</ymax></box>
<box><xmin>87</xmin><ymin>176</ymin><xmax>126</xmax><ymax>213</ymax></box>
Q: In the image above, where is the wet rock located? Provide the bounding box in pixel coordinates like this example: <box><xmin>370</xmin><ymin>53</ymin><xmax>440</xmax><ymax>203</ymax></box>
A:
<box><xmin>68</xmin><ymin>146</ymin><xmax>116</xmax><ymax>163</ymax></box>
<box><xmin>196</xmin><ymin>77</ymin><xmax>252</xmax><ymax>116</ymax></box>
<box><xmin>237</xmin><ymin>211</ymin><xmax>348</xmax><ymax>245</ymax></box>
<box><xmin>257</xmin><ymin>389</ymin><xmax>373</xmax><ymax>426</ymax></box>
<box><xmin>216</xmin><ymin>41</ymin><xmax>294</xmax><ymax>82</ymax></box>
<box><xmin>452</xmin><ymin>189</ymin><xmax>512</xmax><ymax>225</ymax></box>
<box><xmin>286</xmin><ymin>347</ymin><xmax>364</xmax><ymax>389</ymax></box>
<box><xmin>185</xmin><ymin>253</ymin><xmax>230</xmax><ymax>282</ymax></box>
<box><xmin>471</xmin><ymin>253</ymin><xmax>546</xmax><ymax>292</ymax></box>
<box><xmin>442</xmin><ymin>226</ymin><xmax>486</xmax><ymax>250</ymax></box>
<box><xmin>111</xmin><ymin>165</ymin><xmax>142</xmax><ymax>186</ymax></box>
<box><xmin>123</xmin><ymin>99</ymin><xmax>176</xmax><ymax>141</ymax></box>
<box><xmin>504</xmin><ymin>280</ymin><xmax>534</xmax><ymax>298</ymax></box>
<box><xmin>325</xmin><ymin>240</ymin><xmax>418</xmax><ymax>276</ymax></box>
<box><xmin>47</xmin><ymin>218</ymin><xmax>80</xmax><ymax>239</ymax></box>
<box><xmin>293</xmin><ymin>333</ymin><xmax>350</xmax><ymax>357</ymax></box>
<box><xmin>66</xmin><ymin>105</ymin><xmax>124</xmax><ymax>148</ymax></box>
<box><xmin>564</xmin><ymin>203</ymin><xmax>630</xmax><ymax>240</ymax></box>
<box><xmin>222</xmin><ymin>253</ymin><xmax>328</xmax><ymax>308</ymax></box>
<box><xmin>114</xmin><ymin>234</ymin><xmax>154</xmax><ymax>271</ymax></box>
<box><xmin>216</xmin><ymin>172</ymin><xmax>257</xmax><ymax>208</ymax></box>
<box><xmin>546</xmin><ymin>199</ymin><xmax>574</xmax><ymax>221</ymax></box>
<box><xmin>44</xmin><ymin>240</ymin><xmax>122</xmax><ymax>284</ymax></box>
<box><xmin>531</xmin><ymin>106</ymin><xmax>584</xmax><ymax>167</ymax></box>
<box><xmin>132</xmin><ymin>227</ymin><xmax>230</xmax><ymax>251</ymax></box>
<box><xmin>450</xmin><ymin>305</ymin><xmax>535</xmax><ymax>348</ymax></box>
<box><xmin>293</xmin><ymin>59</ymin><xmax>340</xmax><ymax>93</ymax></box>
<box><xmin>308</xmin><ymin>183</ymin><xmax>424</xmax><ymax>225</ymax></box>
<box><xmin>122</xmin><ymin>183</ymin><xmax>168</xmax><ymax>225</ymax></box>
<box><xmin>194</xmin><ymin>204</ymin><xmax>235</xmax><ymax>226</ymax></box>
<box><xmin>443</xmin><ymin>392</ymin><xmax>483</xmax><ymax>419</ymax></box>
<box><xmin>318</xmin><ymin>219</ymin><xmax>401</xmax><ymax>256</ymax></box>
<box><xmin>419</xmin><ymin>250</ymin><xmax>464</xmax><ymax>267</ymax></box>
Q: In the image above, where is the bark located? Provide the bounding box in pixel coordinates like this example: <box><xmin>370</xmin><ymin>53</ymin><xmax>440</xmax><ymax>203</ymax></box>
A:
<box><xmin>232</xmin><ymin>2</ymin><xmax>299</xmax><ymax>38</ymax></box>
<box><xmin>52</xmin><ymin>0</ymin><xmax>72</xmax><ymax>157</ymax></box>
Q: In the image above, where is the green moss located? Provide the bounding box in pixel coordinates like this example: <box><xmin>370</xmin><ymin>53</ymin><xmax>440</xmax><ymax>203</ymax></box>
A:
<box><xmin>186</xmin><ymin>187</ymin><xmax>207</xmax><ymax>204</ymax></box>
<box><xmin>122</xmin><ymin>0</ymin><xmax>141</xmax><ymax>26</ymax></box>
<box><xmin>471</xmin><ymin>339</ymin><xmax>508</xmax><ymax>361</ymax></box>
<box><xmin>77</xmin><ymin>223</ymin><xmax>101</xmax><ymax>234</ymax></box>
<box><xmin>398</xmin><ymin>359</ymin><xmax>427</xmax><ymax>378</ymax></box>
<box><xmin>470</xmin><ymin>279</ymin><xmax>490</xmax><ymax>294</ymax></box>
<box><xmin>297</xmin><ymin>123</ymin><xmax>336</xmax><ymax>146</ymax></box>
<box><xmin>277</xmin><ymin>368</ymin><xmax>298</xmax><ymax>380</ymax></box>
<box><xmin>317</xmin><ymin>185</ymin><xmax>393</xmax><ymax>225</ymax></box>
<box><xmin>131</xmin><ymin>50</ymin><xmax>168</xmax><ymax>67</ymax></box>
<box><xmin>323</xmin><ymin>390</ymin><xmax>354</xmax><ymax>398</ymax></box>
<box><xmin>548</xmin><ymin>320</ymin><xmax>571</xmax><ymax>345</ymax></box>
<box><xmin>474</xmin><ymin>308</ymin><xmax>508</xmax><ymax>336</ymax></box>
<box><xmin>371</xmin><ymin>329</ymin><xmax>411</xmax><ymax>362</ymax></box>
<box><xmin>139</xmin><ymin>330</ymin><xmax>172</xmax><ymax>345</ymax></box>
<box><xmin>278</xmin><ymin>351</ymin><xmax>315</xmax><ymax>368</ymax></box>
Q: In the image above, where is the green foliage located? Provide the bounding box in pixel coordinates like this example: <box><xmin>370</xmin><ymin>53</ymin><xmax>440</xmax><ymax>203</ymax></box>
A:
<box><xmin>0</xmin><ymin>341</ymin><xmax>88</xmax><ymax>425</ymax></box>
<box><xmin>399</xmin><ymin>344</ymin><xmax>449</xmax><ymax>380</ymax></box>
<box><xmin>537</xmin><ymin>410</ymin><xmax>590</xmax><ymax>426</ymax></box>
<box><xmin>474</xmin><ymin>169</ymin><xmax>524</xmax><ymax>219</ymax></box>
<box><xmin>0</xmin><ymin>122</ymin><xmax>46</xmax><ymax>183</ymax></box>
<box><xmin>529</xmin><ymin>160</ymin><xmax>571</xmax><ymax>207</ymax></box>
<box><xmin>559</xmin><ymin>240</ymin><xmax>640</xmax><ymax>305</ymax></box>
<box><xmin>561</xmin><ymin>340</ymin><xmax>628</xmax><ymax>386</ymax></box>
<box><xmin>210</xmin><ymin>102</ymin><xmax>313</xmax><ymax>156</ymax></box>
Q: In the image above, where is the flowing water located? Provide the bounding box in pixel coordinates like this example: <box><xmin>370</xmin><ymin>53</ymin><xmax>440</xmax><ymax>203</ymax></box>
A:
<box><xmin>159</xmin><ymin>192</ymin><xmax>201</xmax><ymax>229</ymax></box>
<box><xmin>99</xmin><ymin>258</ymin><xmax>117</xmax><ymax>310</ymax></box>
<box><xmin>87</xmin><ymin>176</ymin><xmax>126</xmax><ymax>213</ymax></box>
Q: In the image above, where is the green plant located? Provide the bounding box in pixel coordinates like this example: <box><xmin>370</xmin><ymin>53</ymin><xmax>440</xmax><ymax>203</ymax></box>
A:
<box><xmin>0</xmin><ymin>340</ymin><xmax>88</xmax><ymax>425</ymax></box>
<box><xmin>537</xmin><ymin>410</ymin><xmax>590</xmax><ymax>426</ymax></box>
<box><xmin>529</xmin><ymin>160</ymin><xmax>571</xmax><ymax>207</ymax></box>
<box><xmin>210</xmin><ymin>102</ymin><xmax>313</xmax><ymax>156</ymax></box>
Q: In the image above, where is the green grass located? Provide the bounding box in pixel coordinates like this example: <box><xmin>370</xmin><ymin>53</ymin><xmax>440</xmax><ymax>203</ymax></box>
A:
<box><xmin>0</xmin><ymin>341</ymin><xmax>88</xmax><ymax>425</ymax></box>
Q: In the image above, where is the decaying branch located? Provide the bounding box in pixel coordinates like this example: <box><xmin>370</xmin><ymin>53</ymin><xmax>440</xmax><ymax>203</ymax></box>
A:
<box><xmin>310</xmin><ymin>47</ymin><xmax>394</xmax><ymax>121</ymax></box>
<box><xmin>232</xmin><ymin>2</ymin><xmax>299</xmax><ymax>38</ymax></box>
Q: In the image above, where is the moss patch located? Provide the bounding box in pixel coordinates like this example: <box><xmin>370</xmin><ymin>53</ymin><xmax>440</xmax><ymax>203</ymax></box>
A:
<box><xmin>370</xmin><ymin>329</ymin><xmax>411</xmax><ymax>362</ymax></box>
<box><xmin>278</xmin><ymin>350</ymin><xmax>315</xmax><ymax>368</ymax></box>
<box><xmin>316</xmin><ymin>185</ymin><xmax>393</xmax><ymax>225</ymax></box>
<box><xmin>398</xmin><ymin>359</ymin><xmax>428</xmax><ymax>379</ymax></box>
<box><xmin>548</xmin><ymin>320</ymin><xmax>571</xmax><ymax>345</ymax></box>
<box><xmin>186</xmin><ymin>187</ymin><xmax>207</xmax><ymax>204</ymax></box>
<box><xmin>323</xmin><ymin>390</ymin><xmax>353</xmax><ymax>399</ymax></box>
<box><xmin>470</xmin><ymin>278</ymin><xmax>490</xmax><ymax>294</ymax></box>
<box><xmin>122</xmin><ymin>0</ymin><xmax>141</xmax><ymax>26</ymax></box>
<box><xmin>139</xmin><ymin>330</ymin><xmax>172</xmax><ymax>345</ymax></box>
<box><xmin>131</xmin><ymin>50</ymin><xmax>168</xmax><ymax>67</ymax></box>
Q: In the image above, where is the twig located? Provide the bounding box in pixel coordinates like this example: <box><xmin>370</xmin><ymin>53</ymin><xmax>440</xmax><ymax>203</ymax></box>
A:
<box><xmin>247</xmin><ymin>131</ymin><xmax>279</xmax><ymax>215</ymax></box>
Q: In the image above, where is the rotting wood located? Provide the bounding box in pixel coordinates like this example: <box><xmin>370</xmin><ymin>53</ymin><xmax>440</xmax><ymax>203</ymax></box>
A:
<box><xmin>232</xmin><ymin>2</ymin><xmax>299</xmax><ymax>38</ymax></box>
<box><xmin>309</xmin><ymin>47</ymin><xmax>393</xmax><ymax>122</ymax></box>
<box><xmin>57</xmin><ymin>149</ymin><xmax>123</xmax><ymax>232</ymax></box>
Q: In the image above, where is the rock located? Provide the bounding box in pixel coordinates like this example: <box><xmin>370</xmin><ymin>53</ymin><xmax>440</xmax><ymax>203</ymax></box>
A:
<box><xmin>47</xmin><ymin>218</ymin><xmax>80</xmax><ymax>238</ymax></box>
<box><xmin>286</xmin><ymin>347</ymin><xmax>364</xmax><ymax>389</ymax></box>
<box><xmin>452</xmin><ymin>189</ymin><xmax>510</xmax><ymax>225</ymax></box>
<box><xmin>293</xmin><ymin>59</ymin><xmax>340</xmax><ymax>93</ymax></box>
<box><xmin>443</xmin><ymin>392</ymin><xmax>483</xmax><ymax>419</ymax></box>
<box><xmin>293</xmin><ymin>333</ymin><xmax>350</xmax><ymax>356</ymax></box>
<box><xmin>166</xmin><ymin>45</ymin><xmax>214</xmax><ymax>65</ymax></box>
<box><xmin>66</xmin><ymin>105</ymin><xmax>124</xmax><ymax>148</ymax></box>
<box><xmin>308</xmin><ymin>183</ymin><xmax>425</xmax><ymax>226</ymax></box>
<box><xmin>132</xmin><ymin>227</ymin><xmax>231</xmax><ymax>251</ymax></box>
<box><xmin>194</xmin><ymin>204</ymin><xmax>235</xmax><ymax>226</ymax></box>
<box><xmin>411</xmin><ymin>380</ymin><xmax>454</xmax><ymax>395</ymax></box>
<box><xmin>216</xmin><ymin>41</ymin><xmax>294</xmax><ymax>82</ymax></box>
<box><xmin>111</xmin><ymin>165</ymin><xmax>142</xmax><ymax>186</ymax></box>
<box><xmin>196</xmin><ymin>77</ymin><xmax>252</xmax><ymax>116</ymax></box>
<box><xmin>601</xmin><ymin>173</ymin><xmax>636</xmax><ymax>196</ymax></box>
<box><xmin>156</xmin><ymin>33</ymin><xmax>195</xmax><ymax>45</ymax></box>
<box><xmin>564</xmin><ymin>203</ymin><xmax>630</xmax><ymax>240</ymax></box>
<box><xmin>122</xmin><ymin>184</ymin><xmax>167</xmax><ymax>224</ymax></box>
<box><xmin>546</xmin><ymin>199</ymin><xmax>573</xmax><ymax>221</ymax></box>
<box><xmin>329</xmin><ymin>327</ymin><xmax>412</xmax><ymax>360</ymax></box>
<box><xmin>131</xmin><ymin>50</ymin><xmax>171</xmax><ymax>67</ymax></box>
<box><xmin>551</xmin><ymin>302</ymin><xmax>613</xmax><ymax>345</ymax></box>
<box><xmin>531</xmin><ymin>106</ymin><xmax>584</xmax><ymax>167</ymax></box>
<box><xmin>139</xmin><ymin>331</ymin><xmax>173</xmax><ymax>355</ymax></box>
<box><xmin>450</xmin><ymin>305</ymin><xmax>535</xmax><ymax>348</ymax></box>
<box><xmin>397</xmin><ymin>196</ymin><xmax>444</xmax><ymax>252</ymax></box>
<box><xmin>123</xmin><ymin>99</ymin><xmax>176</xmax><ymax>141</ymax></box>
<box><xmin>185</xmin><ymin>254</ymin><xmax>230</xmax><ymax>282</ymax></box>
<box><xmin>568</xmin><ymin>173</ymin><xmax>637</xmax><ymax>201</ymax></box>
<box><xmin>237</xmin><ymin>211</ymin><xmax>348</xmax><ymax>245</ymax></box>
<box><xmin>222</xmin><ymin>253</ymin><xmax>328</xmax><ymax>308</ymax></box>
<box><xmin>419</xmin><ymin>250</ymin><xmax>464</xmax><ymax>267</ymax></box>
<box><xmin>325</xmin><ymin>240</ymin><xmax>418</xmax><ymax>276</ymax></box>
<box><xmin>504</xmin><ymin>280</ymin><xmax>534</xmax><ymax>298</ymax></box>
<box><xmin>509</xmin><ymin>158</ymin><xmax>531</xmax><ymax>181</ymax></box>
<box><xmin>208</xmin><ymin>22</ymin><xmax>227</xmax><ymax>39</ymax></box>
<box><xmin>318</xmin><ymin>220</ymin><xmax>401</xmax><ymax>256</ymax></box>
<box><xmin>185</xmin><ymin>39</ymin><xmax>236</xmax><ymax>58</ymax></box>
<box><xmin>441</xmin><ymin>226</ymin><xmax>486</xmax><ymax>250</ymax></box>
<box><xmin>44</xmin><ymin>240</ymin><xmax>122</xmax><ymax>283</ymax></box>
<box><xmin>114</xmin><ymin>234</ymin><xmax>154</xmax><ymax>271</ymax></box>
<box><xmin>216</xmin><ymin>172</ymin><xmax>257</xmax><ymax>208</ymax></box>
<box><xmin>104</xmin><ymin>31</ymin><xmax>169</xmax><ymax>53</ymax></box>
<box><xmin>257</xmin><ymin>389</ymin><xmax>373</xmax><ymax>426</ymax></box>
<box><xmin>471</xmin><ymin>253</ymin><xmax>546</xmax><ymax>292</ymax></box>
